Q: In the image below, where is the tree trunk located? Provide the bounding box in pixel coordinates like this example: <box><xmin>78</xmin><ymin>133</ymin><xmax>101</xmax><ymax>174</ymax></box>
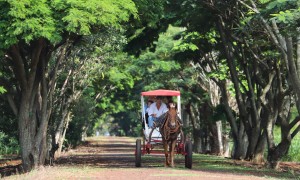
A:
<box><xmin>268</xmin><ymin>140</ymin><xmax>291</xmax><ymax>169</ymax></box>
<box><xmin>232</xmin><ymin>122</ymin><xmax>248</xmax><ymax>159</ymax></box>
<box><xmin>18</xmin><ymin>100</ymin><xmax>35</xmax><ymax>171</ymax></box>
<box><xmin>56</xmin><ymin>112</ymin><xmax>71</xmax><ymax>158</ymax></box>
<box><xmin>223</xmin><ymin>134</ymin><xmax>230</xmax><ymax>157</ymax></box>
<box><xmin>250</xmin><ymin>128</ymin><xmax>267</xmax><ymax>164</ymax></box>
<box><xmin>245</xmin><ymin>125</ymin><xmax>260</xmax><ymax>160</ymax></box>
<box><xmin>216</xmin><ymin>121</ymin><xmax>223</xmax><ymax>155</ymax></box>
<box><xmin>209</xmin><ymin>122</ymin><xmax>222</xmax><ymax>155</ymax></box>
<box><xmin>267</xmin><ymin>112</ymin><xmax>292</xmax><ymax>168</ymax></box>
<box><xmin>193</xmin><ymin>129</ymin><xmax>203</xmax><ymax>153</ymax></box>
<box><xmin>182</xmin><ymin>108</ymin><xmax>192</xmax><ymax>141</ymax></box>
<box><xmin>18</xmin><ymin>88</ymin><xmax>50</xmax><ymax>171</ymax></box>
<box><xmin>188</xmin><ymin>103</ymin><xmax>203</xmax><ymax>153</ymax></box>
<box><xmin>5</xmin><ymin>39</ymin><xmax>68</xmax><ymax>171</ymax></box>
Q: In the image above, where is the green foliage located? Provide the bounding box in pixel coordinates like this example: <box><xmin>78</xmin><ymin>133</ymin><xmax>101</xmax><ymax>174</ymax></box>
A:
<box><xmin>109</xmin><ymin>111</ymin><xmax>141</xmax><ymax>136</ymax></box>
<box><xmin>60</xmin><ymin>0</ymin><xmax>137</xmax><ymax>34</ymax></box>
<box><xmin>132</xmin><ymin>0</ymin><xmax>166</xmax><ymax>28</ymax></box>
<box><xmin>0</xmin><ymin>131</ymin><xmax>19</xmax><ymax>155</ymax></box>
<box><xmin>107</xmin><ymin>65</ymin><xmax>134</xmax><ymax>90</ymax></box>
<box><xmin>271</xmin><ymin>9</ymin><xmax>300</xmax><ymax>24</ymax></box>
<box><xmin>174</xmin><ymin>30</ymin><xmax>218</xmax><ymax>53</ymax></box>
<box><xmin>259</xmin><ymin>0</ymin><xmax>271</xmax><ymax>4</ymax></box>
<box><xmin>0</xmin><ymin>0</ymin><xmax>60</xmax><ymax>45</ymax></box>
<box><xmin>261</xmin><ymin>0</ymin><xmax>300</xmax><ymax>34</ymax></box>
<box><xmin>136</xmin><ymin>25</ymin><xmax>188</xmax><ymax>90</ymax></box>
<box><xmin>65</xmin><ymin>95</ymin><xmax>96</xmax><ymax>147</ymax></box>
<box><xmin>266</xmin><ymin>0</ymin><xmax>298</xmax><ymax>10</ymax></box>
<box><xmin>208</xmin><ymin>59</ymin><xmax>229</xmax><ymax>80</ymax></box>
<box><xmin>92</xmin><ymin>25</ymin><xmax>204</xmax><ymax>136</ymax></box>
<box><xmin>0</xmin><ymin>73</ymin><xmax>6</xmax><ymax>94</ymax></box>
<box><xmin>90</xmin><ymin>47</ymin><xmax>140</xmax><ymax>137</ymax></box>
<box><xmin>0</xmin><ymin>0</ymin><xmax>137</xmax><ymax>49</ymax></box>
<box><xmin>0</xmin><ymin>100</ymin><xmax>18</xmax><ymax>140</ymax></box>
<box><xmin>211</xmin><ymin>104</ymin><xmax>227</xmax><ymax>122</ymax></box>
<box><xmin>0</xmin><ymin>86</ymin><xmax>6</xmax><ymax>94</ymax></box>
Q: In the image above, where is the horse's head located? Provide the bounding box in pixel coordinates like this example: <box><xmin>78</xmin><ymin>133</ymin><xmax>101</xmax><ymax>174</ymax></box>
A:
<box><xmin>167</xmin><ymin>102</ymin><xmax>177</xmax><ymax>129</ymax></box>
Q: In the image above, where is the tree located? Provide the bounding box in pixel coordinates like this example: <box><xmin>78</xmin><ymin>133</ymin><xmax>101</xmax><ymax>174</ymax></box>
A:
<box><xmin>47</xmin><ymin>28</ymin><xmax>129</xmax><ymax>160</ymax></box>
<box><xmin>237</xmin><ymin>0</ymin><xmax>300</xmax><ymax>168</ymax></box>
<box><xmin>65</xmin><ymin>95</ymin><xmax>96</xmax><ymax>147</ymax></box>
<box><xmin>0</xmin><ymin>0</ymin><xmax>137</xmax><ymax>171</ymax></box>
<box><xmin>125</xmin><ymin>0</ymin><xmax>170</xmax><ymax>56</ymax></box>
<box><xmin>92</xmin><ymin>51</ymin><xmax>140</xmax><ymax>137</ymax></box>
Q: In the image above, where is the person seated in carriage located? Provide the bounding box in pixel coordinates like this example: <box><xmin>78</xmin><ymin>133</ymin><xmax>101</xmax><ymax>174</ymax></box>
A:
<box><xmin>147</xmin><ymin>96</ymin><xmax>168</xmax><ymax>128</ymax></box>
<box><xmin>156</xmin><ymin>99</ymin><xmax>183</xmax><ymax>128</ymax></box>
<box><xmin>143</xmin><ymin>99</ymin><xmax>154</xmax><ymax>129</ymax></box>
<box><xmin>148</xmin><ymin>96</ymin><xmax>183</xmax><ymax>128</ymax></box>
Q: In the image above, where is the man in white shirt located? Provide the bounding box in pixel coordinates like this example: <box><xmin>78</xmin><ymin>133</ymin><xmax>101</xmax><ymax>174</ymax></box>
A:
<box><xmin>148</xmin><ymin>96</ymin><xmax>168</xmax><ymax>128</ymax></box>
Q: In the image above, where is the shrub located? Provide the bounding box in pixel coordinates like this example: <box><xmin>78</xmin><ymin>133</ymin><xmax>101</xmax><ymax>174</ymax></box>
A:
<box><xmin>0</xmin><ymin>131</ymin><xmax>20</xmax><ymax>156</ymax></box>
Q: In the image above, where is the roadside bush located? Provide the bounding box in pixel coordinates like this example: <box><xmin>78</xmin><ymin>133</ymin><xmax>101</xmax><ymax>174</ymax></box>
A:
<box><xmin>65</xmin><ymin>96</ymin><xmax>96</xmax><ymax>147</ymax></box>
<box><xmin>0</xmin><ymin>131</ymin><xmax>20</xmax><ymax>156</ymax></box>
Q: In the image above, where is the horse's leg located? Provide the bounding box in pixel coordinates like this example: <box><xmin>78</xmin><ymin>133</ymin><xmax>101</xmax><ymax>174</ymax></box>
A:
<box><xmin>163</xmin><ymin>141</ymin><xmax>170</xmax><ymax>167</ymax></box>
<box><xmin>170</xmin><ymin>140</ymin><xmax>176</xmax><ymax>167</ymax></box>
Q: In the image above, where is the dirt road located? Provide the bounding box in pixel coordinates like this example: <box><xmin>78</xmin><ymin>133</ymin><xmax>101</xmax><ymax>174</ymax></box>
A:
<box><xmin>3</xmin><ymin>136</ymin><xmax>295</xmax><ymax>179</ymax></box>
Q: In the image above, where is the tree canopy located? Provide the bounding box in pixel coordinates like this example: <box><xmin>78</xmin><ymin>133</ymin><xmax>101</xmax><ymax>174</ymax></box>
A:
<box><xmin>0</xmin><ymin>0</ymin><xmax>300</xmax><ymax>173</ymax></box>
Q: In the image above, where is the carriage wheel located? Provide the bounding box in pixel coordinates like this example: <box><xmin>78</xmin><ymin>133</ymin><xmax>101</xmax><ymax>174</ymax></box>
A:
<box><xmin>185</xmin><ymin>140</ymin><xmax>192</xmax><ymax>169</ymax></box>
<box><xmin>135</xmin><ymin>139</ymin><xmax>142</xmax><ymax>167</ymax></box>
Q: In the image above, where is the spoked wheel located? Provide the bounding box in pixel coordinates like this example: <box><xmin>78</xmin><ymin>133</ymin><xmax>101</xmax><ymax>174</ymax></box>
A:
<box><xmin>135</xmin><ymin>139</ymin><xmax>142</xmax><ymax>167</ymax></box>
<box><xmin>176</xmin><ymin>131</ymin><xmax>185</xmax><ymax>154</ymax></box>
<box><xmin>185</xmin><ymin>140</ymin><xmax>192</xmax><ymax>169</ymax></box>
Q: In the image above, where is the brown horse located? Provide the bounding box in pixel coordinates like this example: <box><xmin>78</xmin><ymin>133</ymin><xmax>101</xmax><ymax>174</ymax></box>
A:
<box><xmin>154</xmin><ymin>103</ymin><xmax>183</xmax><ymax>167</ymax></box>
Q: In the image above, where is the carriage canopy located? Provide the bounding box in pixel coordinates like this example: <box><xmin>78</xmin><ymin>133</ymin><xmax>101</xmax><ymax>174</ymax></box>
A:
<box><xmin>141</xmin><ymin>89</ymin><xmax>180</xmax><ymax>96</ymax></box>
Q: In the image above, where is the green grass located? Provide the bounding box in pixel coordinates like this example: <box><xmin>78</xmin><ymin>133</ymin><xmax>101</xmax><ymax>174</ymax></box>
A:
<box><xmin>193</xmin><ymin>154</ymin><xmax>300</xmax><ymax>179</ymax></box>
<box><xmin>274</xmin><ymin>126</ymin><xmax>300</xmax><ymax>162</ymax></box>
<box><xmin>141</xmin><ymin>153</ymin><xmax>299</xmax><ymax>179</ymax></box>
<box><xmin>191</xmin><ymin>154</ymin><xmax>299</xmax><ymax>179</ymax></box>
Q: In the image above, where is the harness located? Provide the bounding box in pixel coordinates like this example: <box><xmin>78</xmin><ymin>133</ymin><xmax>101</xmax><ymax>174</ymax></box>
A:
<box><xmin>161</xmin><ymin>112</ymin><xmax>181</xmax><ymax>141</ymax></box>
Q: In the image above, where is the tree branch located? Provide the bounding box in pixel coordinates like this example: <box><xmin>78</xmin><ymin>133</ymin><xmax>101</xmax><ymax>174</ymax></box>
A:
<box><xmin>286</xmin><ymin>36</ymin><xmax>300</xmax><ymax>101</ymax></box>
<box><xmin>9</xmin><ymin>45</ymin><xmax>27</xmax><ymax>90</ymax></box>
<box><xmin>6</xmin><ymin>94</ymin><xmax>18</xmax><ymax>116</ymax></box>
<box><xmin>28</xmin><ymin>39</ymin><xmax>46</xmax><ymax>94</ymax></box>
<box><xmin>260</xmin><ymin>70</ymin><xmax>276</xmax><ymax>106</ymax></box>
<box><xmin>289</xmin><ymin>116</ymin><xmax>300</xmax><ymax>130</ymax></box>
<box><xmin>49</xmin><ymin>43</ymin><xmax>69</xmax><ymax>97</ymax></box>
<box><xmin>291</xmin><ymin>122</ymin><xmax>300</xmax><ymax>139</ymax></box>
<box><xmin>297</xmin><ymin>34</ymin><xmax>300</xmax><ymax>75</ymax></box>
<box><xmin>239</xmin><ymin>0</ymin><xmax>288</xmax><ymax>60</ymax></box>
<box><xmin>59</xmin><ymin>69</ymin><xmax>73</xmax><ymax>97</ymax></box>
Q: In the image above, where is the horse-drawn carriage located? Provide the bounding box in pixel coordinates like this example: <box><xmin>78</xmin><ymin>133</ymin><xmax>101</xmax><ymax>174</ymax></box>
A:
<box><xmin>135</xmin><ymin>89</ymin><xmax>192</xmax><ymax>168</ymax></box>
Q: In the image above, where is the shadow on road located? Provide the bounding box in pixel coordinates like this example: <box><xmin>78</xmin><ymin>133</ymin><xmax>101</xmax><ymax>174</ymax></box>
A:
<box><xmin>1</xmin><ymin>136</ymin><xmax>299</xmax><ymax>179</ymax></box>
<box><xmin>55</xmin><ymin>136</ymin><xmax>175</xmax><ymax>168</ymax></box>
